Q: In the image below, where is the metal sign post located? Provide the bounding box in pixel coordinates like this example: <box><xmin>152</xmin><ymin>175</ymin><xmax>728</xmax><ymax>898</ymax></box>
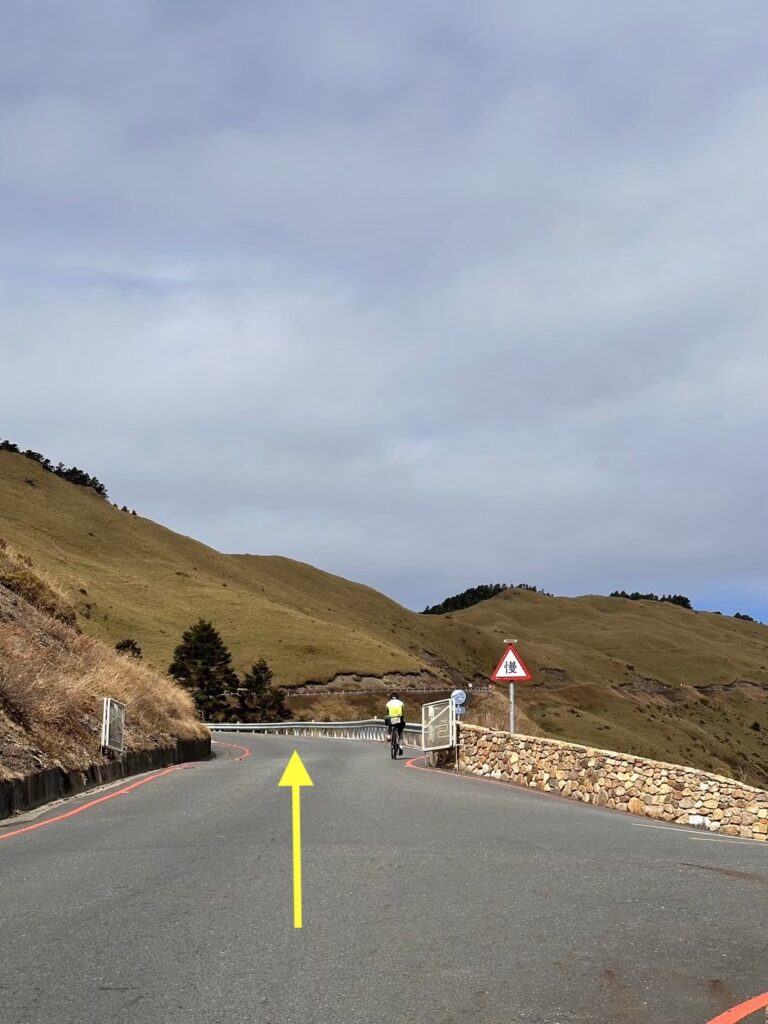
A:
<box><xmin>450</xmin><ymin>688</ymin><xmax>467</xmax><ymax>717</ymax></box>
<box><xmin>509</xmin><ymin>682</ymin><xmax>515</xmax><ymax>733</ymax></box>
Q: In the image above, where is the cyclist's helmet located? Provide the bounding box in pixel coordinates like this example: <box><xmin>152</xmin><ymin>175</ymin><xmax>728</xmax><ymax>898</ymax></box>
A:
<box><xmin>390</xmin><ymin>691</ymin><xmax>399</xmax><ymax>700</ymax></box>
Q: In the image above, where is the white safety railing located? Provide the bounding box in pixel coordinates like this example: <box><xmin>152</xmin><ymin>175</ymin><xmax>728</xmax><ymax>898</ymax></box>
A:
<box><xmin>207</xmin><ymin>719</ymin><xmax>424</xmax><ymax>748</ymax></box>
<box><xmin>287</xmin><ymin>687</ymin><xmax>491</xmax><ymax>697</ymax></box>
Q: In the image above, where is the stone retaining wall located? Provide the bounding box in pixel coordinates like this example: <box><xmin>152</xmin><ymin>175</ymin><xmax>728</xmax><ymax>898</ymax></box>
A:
<box><xmin>451</xmin><ymin>724</ymin><xmax>768</xmax><ymax>841</ymax></box>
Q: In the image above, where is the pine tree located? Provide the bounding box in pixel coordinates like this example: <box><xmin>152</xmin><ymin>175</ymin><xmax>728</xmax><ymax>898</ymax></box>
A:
<box><xmin>168</xmin><ymin>620</ymin><xmax>238</xmax><ymax>720</ymax></box>
<box><xmin>237</xmin><ymin>658</ymin><xmax>289</xmax><ymax>721</ymax></box>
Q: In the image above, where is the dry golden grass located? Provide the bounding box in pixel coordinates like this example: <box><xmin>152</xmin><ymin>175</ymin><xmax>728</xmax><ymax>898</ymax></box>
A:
<box><xmin>0</xmin><ymin>571</ymin><xmax>206</xmax><ymax>782</ymax></box>
<box><xmin>0</xmin><ymin>540</ymin><xmax>77</xmax><ymax>626</ymax></box>
<box><xmin>464</xmin><ymin>688</ymin><xmax>542</xmax><ymax>736</ymax></box>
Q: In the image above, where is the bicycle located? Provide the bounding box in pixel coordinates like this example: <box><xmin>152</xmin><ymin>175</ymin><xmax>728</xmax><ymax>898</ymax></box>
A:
<box><xmin>389</xmin><ymin>717</ymin><xmax>403</xmax><ymax>759</ymax></box>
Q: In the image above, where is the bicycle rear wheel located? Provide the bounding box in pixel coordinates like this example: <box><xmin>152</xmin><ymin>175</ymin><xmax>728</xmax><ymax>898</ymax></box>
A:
<box><xmin>391</xmin><ymin>729</ymin><xmax>399</xmax><ymax>759</ymax></box>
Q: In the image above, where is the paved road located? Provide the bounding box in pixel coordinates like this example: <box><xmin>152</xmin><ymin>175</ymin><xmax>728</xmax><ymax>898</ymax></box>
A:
<box><xmin>0</xmin><ymin>735</ymin><xmax>766</xmax><ymax>1024</ymax></box>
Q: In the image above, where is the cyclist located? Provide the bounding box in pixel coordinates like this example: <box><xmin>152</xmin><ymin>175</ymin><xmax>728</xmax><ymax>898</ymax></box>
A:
<box><xmin>385</xmin><ymin>691</ymin><xmax>405</xmax><ymax>755</ymax></box>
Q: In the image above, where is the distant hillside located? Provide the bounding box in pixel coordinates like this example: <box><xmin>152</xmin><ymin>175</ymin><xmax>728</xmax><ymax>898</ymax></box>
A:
<box><xmin>1</xmin><ymin>449</ymin><xmax>766</xmax><ymax>784</ymax></box>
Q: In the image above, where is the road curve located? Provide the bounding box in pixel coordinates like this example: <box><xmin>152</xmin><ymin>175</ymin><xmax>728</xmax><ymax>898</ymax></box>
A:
<box><xmin>0</xmin><ymin>734</ymin><xmax>765</xmax><ymax>1024</ymax></box>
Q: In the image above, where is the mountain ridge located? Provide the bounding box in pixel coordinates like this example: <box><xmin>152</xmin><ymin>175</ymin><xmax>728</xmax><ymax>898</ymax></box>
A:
<box><xmin>1</xmin><ymin>449</ymin><xmax>766</xmax><ymax>783</ymax></box>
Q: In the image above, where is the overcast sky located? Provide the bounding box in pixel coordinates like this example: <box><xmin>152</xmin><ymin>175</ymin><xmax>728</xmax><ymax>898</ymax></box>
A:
<box><xmin>1</xmin><ymin>1</ymin><xmax>766</xmax><ymax>618</ymax></box>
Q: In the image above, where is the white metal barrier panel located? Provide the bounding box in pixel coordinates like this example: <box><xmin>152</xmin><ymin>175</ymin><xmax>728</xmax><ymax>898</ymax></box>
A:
<box><xmin>100</xmin><ymin>697</ymin><xmax>126</xmax><ymax>753</ymax></box>
<box><xmin>422</xmin><ymin>699</ymin><xmax>456</xmax><ymax>752</ymax></box>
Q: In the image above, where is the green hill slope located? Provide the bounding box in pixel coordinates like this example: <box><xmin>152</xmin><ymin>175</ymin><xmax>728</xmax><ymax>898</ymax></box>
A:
<box><xmin>1</xmin><ymin>450</ymin><xmax>766</xmax><ymax>783</ymax></box>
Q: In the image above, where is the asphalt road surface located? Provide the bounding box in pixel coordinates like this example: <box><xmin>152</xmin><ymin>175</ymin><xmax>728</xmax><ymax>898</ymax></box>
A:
<box><xmin>1</xmin><ymin>735</ymin><xmax>766</xmax><ymax>1024</ymax></box>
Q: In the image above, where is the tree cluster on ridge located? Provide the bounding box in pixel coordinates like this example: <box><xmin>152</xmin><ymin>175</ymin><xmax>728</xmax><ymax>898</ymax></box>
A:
<box><xmin>1</xmin><ymin>439</ymin><xmax>109</xmax><ymax>498</ymax></box>
<box><xmin>422</xmin><ymin>582</ymin><xmax>552</xmax><ymax>615</ymax></box>
<box><xmin>610</xmin><ymin>591</ymin><xmax>693</xmax><ymax>609</ymax></box>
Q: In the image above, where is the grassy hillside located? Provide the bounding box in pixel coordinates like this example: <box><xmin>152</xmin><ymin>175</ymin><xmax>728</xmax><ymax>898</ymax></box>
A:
<box><xmin>0</xmin><ymin>450</ymin><xmax>488</xmax><ymax>683</ymax></box>
<box><xmin>459</xmin><ymin>587</ymin><xmax>768</xmax><ymax>689</ymax></box>
<box><xmin>1</xmin><ymin>450</ymin><xmax>766</xmax><ymax>783</ymax></box>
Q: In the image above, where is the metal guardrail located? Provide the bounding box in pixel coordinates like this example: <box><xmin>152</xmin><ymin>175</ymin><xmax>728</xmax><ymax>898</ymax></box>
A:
<box><xmin>287</xmin><ymin>687</ymin><xmax>491</xmax><ymax>697</ymax></box>
<box><xmin>207</xmin><ymin>719</ymin><xmax>424</xmax><ymax>748</ymax></box>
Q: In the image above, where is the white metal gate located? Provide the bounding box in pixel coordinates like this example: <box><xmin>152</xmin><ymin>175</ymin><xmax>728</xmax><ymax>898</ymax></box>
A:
<box><xmin>421</xmin><ymin>699</ymin><xmax>456</xmax><ymax>752</ymax></box>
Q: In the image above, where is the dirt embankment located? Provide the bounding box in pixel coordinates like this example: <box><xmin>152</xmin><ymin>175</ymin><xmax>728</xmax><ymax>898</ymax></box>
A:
<box><xmin>289</xmin><ymin>669</ymin><xmax>458</xmax><ymax>695</ymax></box>
<box><xmin>0</xmin><ymin>544</ymin><xmax>209</xmax><ymax>816</ymax></box>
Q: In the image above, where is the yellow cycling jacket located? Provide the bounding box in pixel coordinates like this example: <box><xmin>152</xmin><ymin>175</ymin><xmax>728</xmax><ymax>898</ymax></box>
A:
<box><xmin>386</xmin><ymin>698</ymin><xmax>405</xmax><ymax>721</ymax></box>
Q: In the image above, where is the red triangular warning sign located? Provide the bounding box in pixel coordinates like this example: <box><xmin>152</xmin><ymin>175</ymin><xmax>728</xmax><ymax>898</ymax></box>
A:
<box><xmin>490</xmin><ymin>643</ymin><xmax>533</xmax><ymax>683</ymax></box>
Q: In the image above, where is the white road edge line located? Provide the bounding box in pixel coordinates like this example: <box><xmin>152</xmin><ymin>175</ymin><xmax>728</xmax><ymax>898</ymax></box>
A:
<box><xmin>634</xmin><ymin>823</ymin><xmax>703</xmax><ymax>834</ymax></box>
<box><xmin>688</xmin><ymin>836</ymin><xmax>766</xmax><ymax>845</ymax></box>
<box><xmin>633</xmin><ymin>822</ymin><xmax>760</xmax><ymax>844</ymax></box>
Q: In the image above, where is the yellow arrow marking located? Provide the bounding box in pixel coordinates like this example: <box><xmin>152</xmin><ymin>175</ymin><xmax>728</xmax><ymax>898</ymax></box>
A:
<box><xmin>278</xmin><ymin>751</ymin><xmax>313</xmax><ymax>929</ymax></box>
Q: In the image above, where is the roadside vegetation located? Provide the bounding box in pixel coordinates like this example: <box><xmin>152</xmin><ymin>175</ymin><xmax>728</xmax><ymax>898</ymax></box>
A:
<box><xmin>0</xmin><ymin>538</ymin><xmax>77</xmax><ymax>626</ymax></box>
<box><xmin>0</xmin><ymin>544</ymin><xmax>206</xmax><ymax>783</ymax></box>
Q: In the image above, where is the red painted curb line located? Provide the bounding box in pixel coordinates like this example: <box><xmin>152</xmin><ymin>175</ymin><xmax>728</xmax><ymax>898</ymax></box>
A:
<box><xmin>211</xmin><ymin>740</ymin><xmax>252</xmax><ymax>761</ymax></box>
<box><xmin>0</xmin><ymin>764</ymin><xmax>183</xmax><ymax>843</ymax></box>
<box><xmin>705</xmin><ymin>991</ymin><xmax>768</xmax><ymax>1023</ymax></box>
<box><xmin>404</xmin><ymin>755</ymin><xmax>529</xmax><ymax>790</ymax></box>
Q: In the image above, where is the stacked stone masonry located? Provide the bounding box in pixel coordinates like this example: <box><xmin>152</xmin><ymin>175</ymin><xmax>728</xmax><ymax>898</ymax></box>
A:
<box><xmin>455</xmin><ymin>724</ymin><xmax>768</xmax><ymax>841</ymax></box>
